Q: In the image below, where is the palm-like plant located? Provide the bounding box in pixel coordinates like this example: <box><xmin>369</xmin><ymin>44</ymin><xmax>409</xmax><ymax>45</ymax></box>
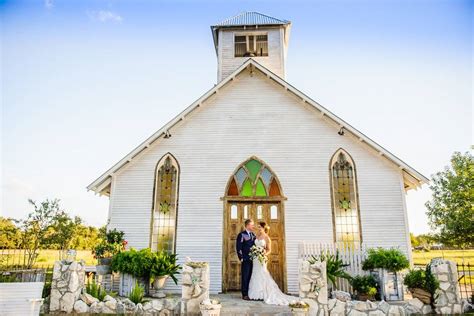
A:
<box><xmin>150</xmin><ymin>251</ymin><xmax>181</xmax><ymax>284</ymax></box>
<box><xmin>309</xmin><ymin>251</ymin><xmax>351</xmax><ymax>289</ymax></box>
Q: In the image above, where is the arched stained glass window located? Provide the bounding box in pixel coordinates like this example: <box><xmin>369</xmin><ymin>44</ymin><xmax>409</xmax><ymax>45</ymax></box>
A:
<box><xmin>226</xmin><ymin>158</ymin><xmax>282</xmax><ymax>197</ymax></box>
<box><xmin>151</xmin><ymin>154</ymin><xmax>179</xmax><ymax>253</ymax></box>
<box><xmin>330</xmin><ymin>150</ymin><xmax>361</xmax><ymax>245</ymax></box>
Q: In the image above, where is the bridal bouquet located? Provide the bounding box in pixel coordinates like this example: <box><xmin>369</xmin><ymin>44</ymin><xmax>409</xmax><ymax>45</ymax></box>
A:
<box><xmin>250</xmin><ymin>245</ymin><xmax>267</xmax><ymax>264</ymax></box>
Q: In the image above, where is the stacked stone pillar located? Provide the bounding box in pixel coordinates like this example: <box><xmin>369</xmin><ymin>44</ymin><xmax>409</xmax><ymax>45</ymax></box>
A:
<box><xmin>431</xmin><ymin>258</ymin><xmax>463</xmax><ymax>314</ymax></box>
<box><xmin>181</xmin><ymin>261</ymin><xmax>210</xmax><ymax>315</ymax></box>
<box><xmin>298</xmin><ymin>259</ymin><xmax>328</xmax><ymax>315</ymax></box>
<box><xmin>49</xmin><ymin>260</ymin><xmax>86</xmax><ymax>313</ymax></box>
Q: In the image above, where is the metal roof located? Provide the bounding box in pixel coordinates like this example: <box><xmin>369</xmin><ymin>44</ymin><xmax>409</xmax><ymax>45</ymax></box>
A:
<box><xmin>213</xmin><ymin>11</ymin><xmax>290</xmax><ymax>27</ymax></box>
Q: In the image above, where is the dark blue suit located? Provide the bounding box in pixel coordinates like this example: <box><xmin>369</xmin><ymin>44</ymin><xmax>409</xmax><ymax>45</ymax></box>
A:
<box><xmin>236</xmin><ymin>230</ymin><xmax>255</xmax><ymax>297</ymax></box>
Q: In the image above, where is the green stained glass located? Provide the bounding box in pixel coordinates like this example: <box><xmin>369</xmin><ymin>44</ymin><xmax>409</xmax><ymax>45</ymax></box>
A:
<box><xmin>339</xmin><ymin>199</ymin><xmax>351</xmax><ymax>210</ymax></box>
<box><xmin>245</xmin><ymin>159</ymin><xmax>262</xmax><ymax>181</ymax></box>
<box><xmin>160</xmin><ymin>201</ymin><xmax>170</xmax><ymax>214</ymax></box>
<box><xmin>255</xmin><ymin>178</ymin><xmax>267</xmax><ymax>196</ymax></box>
<box><xmin>241</xmin><ymin>178</ymin><xmax>253</xmax><ymax>196</ymax></box>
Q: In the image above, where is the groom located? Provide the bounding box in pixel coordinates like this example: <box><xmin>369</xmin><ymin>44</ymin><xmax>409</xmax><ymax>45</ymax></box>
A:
<box><xmin>236</xmin><ymin>219</ymin><xmax>255</xmax><ymax>300</ymax></box>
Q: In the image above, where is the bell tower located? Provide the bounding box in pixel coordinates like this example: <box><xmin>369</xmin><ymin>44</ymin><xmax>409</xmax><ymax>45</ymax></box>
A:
<box><xmin>211</xmin><ymin>12</ymin><xmax>291</xmax><ymax>82</ymax></box>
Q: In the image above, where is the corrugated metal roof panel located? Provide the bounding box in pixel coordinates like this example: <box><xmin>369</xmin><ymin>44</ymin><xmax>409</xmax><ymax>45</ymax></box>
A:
<box><xmin>213</xmin><ymin>11</ymin><xmax>290</xmax><ymax>27</ymax></box>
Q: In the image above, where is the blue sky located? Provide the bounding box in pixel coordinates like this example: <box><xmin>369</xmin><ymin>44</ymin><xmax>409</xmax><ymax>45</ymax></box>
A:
<box><xmin>1</xmin><ymin>0</ymin><xmax>472</xmax><ymax>234</ymax></box>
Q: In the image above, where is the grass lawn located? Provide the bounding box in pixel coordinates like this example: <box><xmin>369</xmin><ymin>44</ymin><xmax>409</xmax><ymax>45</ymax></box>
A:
<box><xmin>2</xmin><ymin>248</ymin><xmax>473</xmax><ymax>268</ymax></box>
<box><xmin>0</xmin><ymin>249</ymin><xmax>96</xmax><ymax>268</ymax></box>
<box><xmin>412</xmin><ymin>249</ymin><xmax>474</xmax><ymax>266</ymax></box>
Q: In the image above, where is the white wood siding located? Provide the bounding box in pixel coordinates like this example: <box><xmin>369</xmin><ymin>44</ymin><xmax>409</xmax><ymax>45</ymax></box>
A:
<box><xmin>108</xmin><ymin>68</ymin><xmax>410</xmax><ymax>294</ymax></box>
<box><xmin>218</xmin><ymin>28</ymin><xmax>285</xmax><ymax>81</ymax></box>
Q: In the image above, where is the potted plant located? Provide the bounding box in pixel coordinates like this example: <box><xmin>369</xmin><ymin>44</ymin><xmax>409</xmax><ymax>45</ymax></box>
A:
<box><xmin>350</xmin><ymin>275</ymin><xmax>378</xmax><ymax>301</ymax></box>
<box><xmin>289</xmin><ymin>300</ymin><xmax>310</xmax><ymax>316</ymax></box>
<box><xmin>362</xmin><ymin>248</ymin><xmax>409</xmax><ymax>300</ymax></box>
<box><xmin>111</xmin><ymin>248</ymin><xmax>151</xmax><ymax>296</ymax></box>
<box><xmin>403</xmin><ymin>265</ymin><xmax>439</xmax><ymax>305</ymax></box>
<box><xmin>200</xmin><ymin>299</ymin><xmax>221</xmax><ymax>316</ymax></box>
<box><xmin>92</xmin><ymin>228</ymin><xmax>126</xmax><ymax>275</ymax></box>
<box><xmin>111</xmin><ymin>248</ymin><xmax>181</xmax><ymax>296</ymax></box>
<box><xmin>309</xmin><ymin>251</ymin><xmax>351</xmax><ymax>292</ymax></box>
<box><xmin>151</xmin><ymin>251</ymin><xmax>180</xmax><ymax>285</ymax></box>
<box><xmin>150</xmin><ymin>251</ymin><xmax>181</xmax><ymax>297</ymax></box>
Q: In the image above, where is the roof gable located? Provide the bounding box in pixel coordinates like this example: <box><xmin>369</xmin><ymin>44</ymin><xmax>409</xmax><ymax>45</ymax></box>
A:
<box><xmin>88</xmin><ymin>59</ymin><xmax>428</xmax><ymax>195</ymax></box>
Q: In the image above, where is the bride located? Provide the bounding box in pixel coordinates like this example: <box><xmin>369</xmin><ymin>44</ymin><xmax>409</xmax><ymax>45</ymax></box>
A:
<box><xmin>248</xmin><ymin>222</ymin><xmax>295</xmax><ymax>305</ymax></box>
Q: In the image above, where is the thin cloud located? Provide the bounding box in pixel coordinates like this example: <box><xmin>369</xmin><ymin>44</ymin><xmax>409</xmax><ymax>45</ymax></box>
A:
<box><xmin>87</xmin><ymin>10</ymin><xmax>123</xmax><ymax>23</ymax></box>
<box><xmin>45</xmin><ymin>0</ymin><xmax>53</xmax><ymax>9</ymax></box>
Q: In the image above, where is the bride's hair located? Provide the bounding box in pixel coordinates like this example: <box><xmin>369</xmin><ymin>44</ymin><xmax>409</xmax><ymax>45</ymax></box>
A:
<box><xmin>259</xmin><ymin>222</ymin><xmax>270</xmax><ymax>234</ymax></box>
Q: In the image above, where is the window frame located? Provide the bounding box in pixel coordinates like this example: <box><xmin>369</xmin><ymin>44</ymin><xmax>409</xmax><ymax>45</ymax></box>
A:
<box><xmin>150</xmin><ymin>153</ymin><xmax>180</xmax><ymax>253</ymax></box>
<box><xmin>329</xmin><ymin>149</ymin><xmax>363</xmax><ymax>245</ymax></box>
<box><xmin>225</xmin><ymin>157</ymin><xmax>283</xmax><ymax>198</ymax></box>
<box><xmin>233</xmin><ymin>32</ymin><xmax>269</xmax><ymax>58</ymax></box>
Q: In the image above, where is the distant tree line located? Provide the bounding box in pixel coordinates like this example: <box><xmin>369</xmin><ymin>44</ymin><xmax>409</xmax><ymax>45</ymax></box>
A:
<box><xmin>410</xmin><ymin>233</ymin><xmax>438</xmax><ymax>250</ymax></box>
<box><xmin>0</xmin><ymin>199</ymin><xmax>101</xmax><ymax>251</ymax></box>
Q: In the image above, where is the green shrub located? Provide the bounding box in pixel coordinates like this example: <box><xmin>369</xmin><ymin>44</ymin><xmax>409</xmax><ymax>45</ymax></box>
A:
<box><xmin>42</xmin><ymin>281</ymin><xmax>52</xmax><ymax>298</ymax></box>
<box><xmin>86</xmin><ymin>277</ymin><xmax>107</xmax><ymax>301</ymax></box>
<box><xmin>128</xmin><ymin>281</ymin><xmax>147</xmax><ymax>304</ymax></box>
<box><xmin>362</xmin><ymin>248</ymin><xmax>409</xmax><ymax>272</ymax></box>
<box><xmin>403</xmin><ymin>264</ymin><xmax>439</xmax><ymax>295</ymax></box>
<box><xmin>0</xmin><ymin>273</ymin><xmax>17</xmax><ymax>283</ymax></box>
<box><xmin>85</xmin><ymin>276</ymin><xmax>116</xmax><ymax>301</ymax></box>
<box><xmin>105</xmin><ymin>229</ymin><xmax>125</xmax><ymax>244</ymax></box>
<box><xmin>350</xmin><ymin>275</ymin><xmax>378</xmax><ymax>295</ymax></box>
<box><xmin>111</xmin><ymin>248</ymin><xmax>153</xmax><ymax>277</ymax></box>
<box><xmin>112</xmin><ymin>248</ymin><xmax>181</xmax><ymax>283</ymax></box>
<box><xmin>92</xmin><ymin>228</ymin><xmax>126</xmax><ymax>260</ymax></box>
<box><xmin>309</xmin><ymin>251</ymin><xmax>351</xmax><ymax>289</ymax></box>
<box><xmin>403</xmin><ymin>269</ymin><xmax>425</xmax><ymax>289</ymax></box>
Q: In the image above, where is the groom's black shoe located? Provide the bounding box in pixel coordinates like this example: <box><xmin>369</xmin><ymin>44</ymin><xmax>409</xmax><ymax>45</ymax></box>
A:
<box><xmin>243</xmin><ymin>296</ymin><xmax>250</xmax><ymax>300</ymax></box>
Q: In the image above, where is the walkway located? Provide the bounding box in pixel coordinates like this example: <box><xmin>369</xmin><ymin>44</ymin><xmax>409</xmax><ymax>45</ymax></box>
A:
<box><xmin>212</xmin><ymin>293</ymin><xmax>294</xmax><ymax>315</ymax></box>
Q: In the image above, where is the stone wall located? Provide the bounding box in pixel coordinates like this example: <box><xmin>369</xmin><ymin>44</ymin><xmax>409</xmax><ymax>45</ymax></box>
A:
<box><xmin>49</xmin><ymin>260</ymin><xmax>86</xmax><ymax>313</ymax></box>
<box><xmin>326</xmin><ymin>297</ymin><xmax>433</xmax><ymax>316</ymax></box>
<box><xmin>430</xmin><ymin>258</ymin><xmax>463</xmax><ymax>314</ymax></box>
<box><xmin>326</xmin><ymin>258</ymin><xmax>466</xmax><ymax>315</ymax></box>
<box><xmin>298</xmin><ymin>259</ymin><xmax>328</xmax><ymax>315</ymax></box>
<box><xmin>181</xmin><ymin>261</ymin><xmax>210</xmax><ymax>315</ymax></box>
<box><xmin>73</xmin><ymin>294</ymin><xmax>181</xmax><ymax>315</ymax></box>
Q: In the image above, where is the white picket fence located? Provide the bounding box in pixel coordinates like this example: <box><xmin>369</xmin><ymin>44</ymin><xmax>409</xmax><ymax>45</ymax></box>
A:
<box><xmin>298</xmin><ymin>242</ymin><xmax>370</xmax><ymax>293</ymax></box>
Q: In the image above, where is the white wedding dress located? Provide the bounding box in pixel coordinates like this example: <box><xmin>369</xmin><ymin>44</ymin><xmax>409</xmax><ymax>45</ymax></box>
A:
<box><xmin>248</xmin><ymin>238</ymin><xmax>295</xmax><ymax>305</ymax></box>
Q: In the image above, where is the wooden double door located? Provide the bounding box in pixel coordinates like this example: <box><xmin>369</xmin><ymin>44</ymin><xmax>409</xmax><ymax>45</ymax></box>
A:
<box><xmin>223</xmin><ymin>201</ymin><xmax>286</xmax><ymax>292</ymax></box>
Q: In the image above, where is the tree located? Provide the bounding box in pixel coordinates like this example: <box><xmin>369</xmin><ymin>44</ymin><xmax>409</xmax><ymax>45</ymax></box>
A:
<box><xmin>17</xmin><ymin>199</ymin><xmax>62</xmax><ymax>267</ymax></box>
<box><xmin>411</xmin><ymin>233</ymin><xmax>436</xmax><ymax>249</ymax></box>
<box><xmin>425</xmin><ymin>150</ymin><xmax>474</xmax><ymax>248</ymax></box>
<box><xmin>410</xmin><ymin>233</ymin><xmax>419</xmax><ymax>247</ymax></box>
<box><xmin>0</xmin><ymin>217</ymin><xmax>22</xmax><ymax>248</ymax></box>
<box><xmin>43</xmin><ymin>212</ymin><xmax>82</xmax><ymax>253</ymax></box>
<box><xmin>70</xmin><ymin>224</ymin><xmax>100</xmax><ymax>250</ymax></box>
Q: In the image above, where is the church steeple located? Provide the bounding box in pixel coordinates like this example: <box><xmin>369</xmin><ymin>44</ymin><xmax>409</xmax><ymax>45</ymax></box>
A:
<box><xmin>211</xmin><ymin>12</ymin><xmax>291</xmax><ymax>82</ymax></box>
